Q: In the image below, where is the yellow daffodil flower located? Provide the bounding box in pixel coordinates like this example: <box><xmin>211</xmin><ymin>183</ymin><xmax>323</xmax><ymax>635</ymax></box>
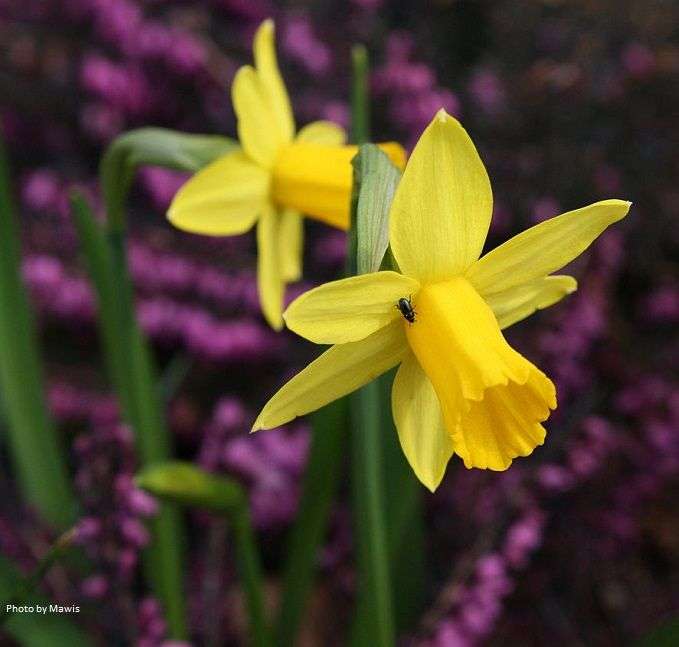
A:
<box><xmin>253</xmin><ymin>109</ymin><xmax>631</xmax><ymax>491</ymax></box>
<box><xmin>166</xmin><ymin>19</ymin><xmax>406</xmax><ymax>329</ymax></box>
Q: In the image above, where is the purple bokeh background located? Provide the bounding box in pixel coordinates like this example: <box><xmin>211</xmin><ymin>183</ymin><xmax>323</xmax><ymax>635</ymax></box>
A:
<box><xmin>0</xmin><ymin>0</ymin><xmax>677</xmax><ymax>645</ymax></box>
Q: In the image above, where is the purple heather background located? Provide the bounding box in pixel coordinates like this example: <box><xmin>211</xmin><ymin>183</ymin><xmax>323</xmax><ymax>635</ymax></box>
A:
<box><xmin>1</xmin><ymin>0</ymin><xmax>678</xmax><ymax>645</ymax></box>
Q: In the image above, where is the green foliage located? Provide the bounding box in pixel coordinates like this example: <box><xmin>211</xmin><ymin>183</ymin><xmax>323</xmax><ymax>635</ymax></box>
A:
<box><xmin>0</xmin><ymin>138</ymin><xmax>77</xmax><ymax>529</ymax></box>
<box><xmin>71</xmin><ymin>127</ymin><xmax>238</xmax><ymax>638</ymax></box>
<box><xmin>138</xmin><ymin>462</ymin><xmax>272</xmax><ymax>647</ymax></box>
<box><xmin>70</xmin><ymin>191</ymin><xmax>187</xmax><ymax>639</ymax></box>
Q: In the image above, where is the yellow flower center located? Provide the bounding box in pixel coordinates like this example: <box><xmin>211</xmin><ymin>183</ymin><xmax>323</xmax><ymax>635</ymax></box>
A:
<box><xmin>405</xmin><ymin>277</ymin><xmax>556</xmax><ymax>469</ymax></box>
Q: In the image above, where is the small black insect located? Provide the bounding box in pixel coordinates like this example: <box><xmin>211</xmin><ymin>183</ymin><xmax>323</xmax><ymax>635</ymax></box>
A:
<box><xmin>396</xmin><ymin>296</ymin><xmax>416</xmax><ymax>323</ymax></box>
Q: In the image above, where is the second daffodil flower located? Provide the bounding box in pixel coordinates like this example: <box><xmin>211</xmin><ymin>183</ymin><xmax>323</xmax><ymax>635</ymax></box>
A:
<box><xmin>253</xmin><ymin>109</ymin><xmax>631</xmax><ymax>491</ymax></box>
<box><xmin>166</xmin><ymin>19</ymin><xmax>405</xmax><ymax>329</ymax></box>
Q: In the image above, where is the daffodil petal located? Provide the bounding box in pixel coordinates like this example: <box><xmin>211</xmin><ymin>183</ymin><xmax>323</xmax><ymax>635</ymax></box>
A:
<box><xmin>486</xmin><ymin>275</ymin><xmax>577</xmax><ymax>330</ymax></box>
<box><xmin>252</xmin><ymin>321</ymin><xmax>408</xmax><ymax>431</ymax></box>
<box><xmin>272</xmin><ymin>142</ymin><xmax>406</xmax><ymax>230</ymax></box>
<box><xmin>278</xmin><ymin>209</ymin><xmax>304</xmax><ymax>282</ymax></box>
<box><xmin>283</xmin><ymin>271</ymin><xmax>420</xmax><ymax>344</ymax></box>
<box><xmin>466</xmin><ymin>200</ymin><xmax>631</xmax><ymax>295</ymax></box>
<box><xmin>167</xmin><ymin>149</ymin><xmax>268</xmax><ymax>235</ymax></box>
<box><xmin>390</xmin><ymin>109</ymin><xmax>493</xmax><ymax>283</ymax></box>
<box><xmin>391</xmin><ymin>352</ymin><xmax>454</xmax><ymax>492</ymax></box>
<box><xmin>296</xmin><ymin>120</ymin><xmax>347</xmax><ymax>145</ymax></box>
<box><xmin>453</xmin><ymin>366</ymin><xmax>555</xmax><ymax>470</ymax></box>
<box><xmin>253</xmin><ymin>19</ymin><xmax>295</xmax><ymax>145</ymax></box>
<box><xmin>257</xmin><ymin>204</ymin><xmax>284</xmax><ymax>330</ymax></box>
<box><xmin>232</xmin><ymin>66</ymin><xmax>281</xmax><ymax>168</ymax></box>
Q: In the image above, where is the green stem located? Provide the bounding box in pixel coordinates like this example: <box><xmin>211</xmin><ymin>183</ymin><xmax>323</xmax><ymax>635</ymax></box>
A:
<box><xmin>0</xmin><ymin>138</ymin><xmax>76</xmax><ymax>529</ymax></box>
<box><xmin>136</xmin><ymin>462</ymin><xmax>271</xmax><ymax>647</ymax></box>
<box><xmin>272</xmin><ymin>47</ymin><xmax>371</xmax><ymax>645</ymax></box>
<box><xmin>107</xmin><ymin>234</ymin><xmax>188</xmax><ymax>641</ymax></box>
<box><xmin>348</xmin><ymin>44</ymin><xmax>395</xmax><ymax>647</ymax></box>
<box><xmin>70</xmin><ymin>194</ymin><xmax>187</xmax><ymax>639</ymax></box>
<box><xmin>232</xmin><ymin>506</ymin><xmax>271</xmax><ymax>647</ymax></box>
<box><xmin>351</xmin><ymin>45</ymin><xmax>371</xmax><ymax>145</ymax></box>
<box><xmin>382</xmin><ymin>256</ymin><xmax>425</xmax><ymax>634</ymax></box>
<box><xmin>274</xmin><ymin>400</ymin><xmax>347</xmax><ymax>646</ymax></box>
<box><xmin>350</xmin><ymin>381</ymin><xmax>395</xmax><ymax>647</ymax></box>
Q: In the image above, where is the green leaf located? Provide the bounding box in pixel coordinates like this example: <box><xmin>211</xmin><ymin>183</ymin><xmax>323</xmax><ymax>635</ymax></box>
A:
<box><xmin>100</xmin><ymin>128</ymin><xmax>237</xmax><ymax>231</ymax></box>
<box><xmin>0</xmin><ymin>137</ymin><xmax>77</xmax><ymax>529</ymax></box>
<box><xmin>0</xmin><ymin>556</ymin><xmax>93</xmax><ymax>647</ymax></box>
<box><xmin>352</xmin><ymin>144</ymin><xmax>401</xmax><ymax>275</ymax></box>
<box><xmin>138</xmin><ymin>462</ymin><xmax>272</xmax><ymax>647</ymax></box>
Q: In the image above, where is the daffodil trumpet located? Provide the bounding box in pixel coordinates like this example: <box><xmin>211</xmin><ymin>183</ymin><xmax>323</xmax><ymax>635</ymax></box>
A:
<box><xmin>253</xmin><ymin>109</ymin><xmax>630</xmax><ymax>491</ymax></box>
<box><xmin>167</xmin><ymin>19</ymin><xmax>405</xmax><ymax>329</ymax></box>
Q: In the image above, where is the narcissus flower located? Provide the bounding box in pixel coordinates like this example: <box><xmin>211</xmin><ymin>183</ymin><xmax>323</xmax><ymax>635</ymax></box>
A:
<box><xmin>167</xmin><ymin>19</ymin><xmax>405</xmax><ymax>329</ymax></box>
<box><xmin>253</xmin><ymin>109</ymin><xmax>630</xmax><ymax>491</ymax></box>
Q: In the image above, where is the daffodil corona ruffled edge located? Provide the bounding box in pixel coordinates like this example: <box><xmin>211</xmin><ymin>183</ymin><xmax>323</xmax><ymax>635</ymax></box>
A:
<box><xmin>253</xmin><ymin>109</ymin><xmax>631</xmax><ymax>491</ymax></box>
<box><xmin>166</xmin><ymin>19</ymin><xmax>406</xmax><ymax>330</ymax></box>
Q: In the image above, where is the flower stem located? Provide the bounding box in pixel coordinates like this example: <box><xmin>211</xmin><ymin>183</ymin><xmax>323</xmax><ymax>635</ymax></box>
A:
<box><xmin>274</xmin><ymin>400</ymin><xmax>348</xmax><ymax>646</ymax></box>
<box><xmin>348</xmin><ymin>45</ymin><xmax>395</xmax><ymax>647</ymax></box>
<box><xmin>70</xmin><ymin>193</ymin><xmax>187</xmax><ymax>639</ymax></box>
<box><xmin>273</xmin><ymin>47</ymin><xmax>373</xmax><ymax>646</ymax></box>
<box><xmin>231</xmin><ymin>506</ymin><xmax>271</xmax><ymax>647</ymax></box>
<box><xmin>350</xmin><ymin>381</ymin><xmax>395</xmax><ymax>647</ymax></box>
<box><xmin>136</xmin><ymin>462</ymin><xmax>271</xmax><ymax>647</ymax></box>
<box><xmin>351</xmin><ymin>45</ymin><xmax>371</xmax><ymax>145</ymax></box>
